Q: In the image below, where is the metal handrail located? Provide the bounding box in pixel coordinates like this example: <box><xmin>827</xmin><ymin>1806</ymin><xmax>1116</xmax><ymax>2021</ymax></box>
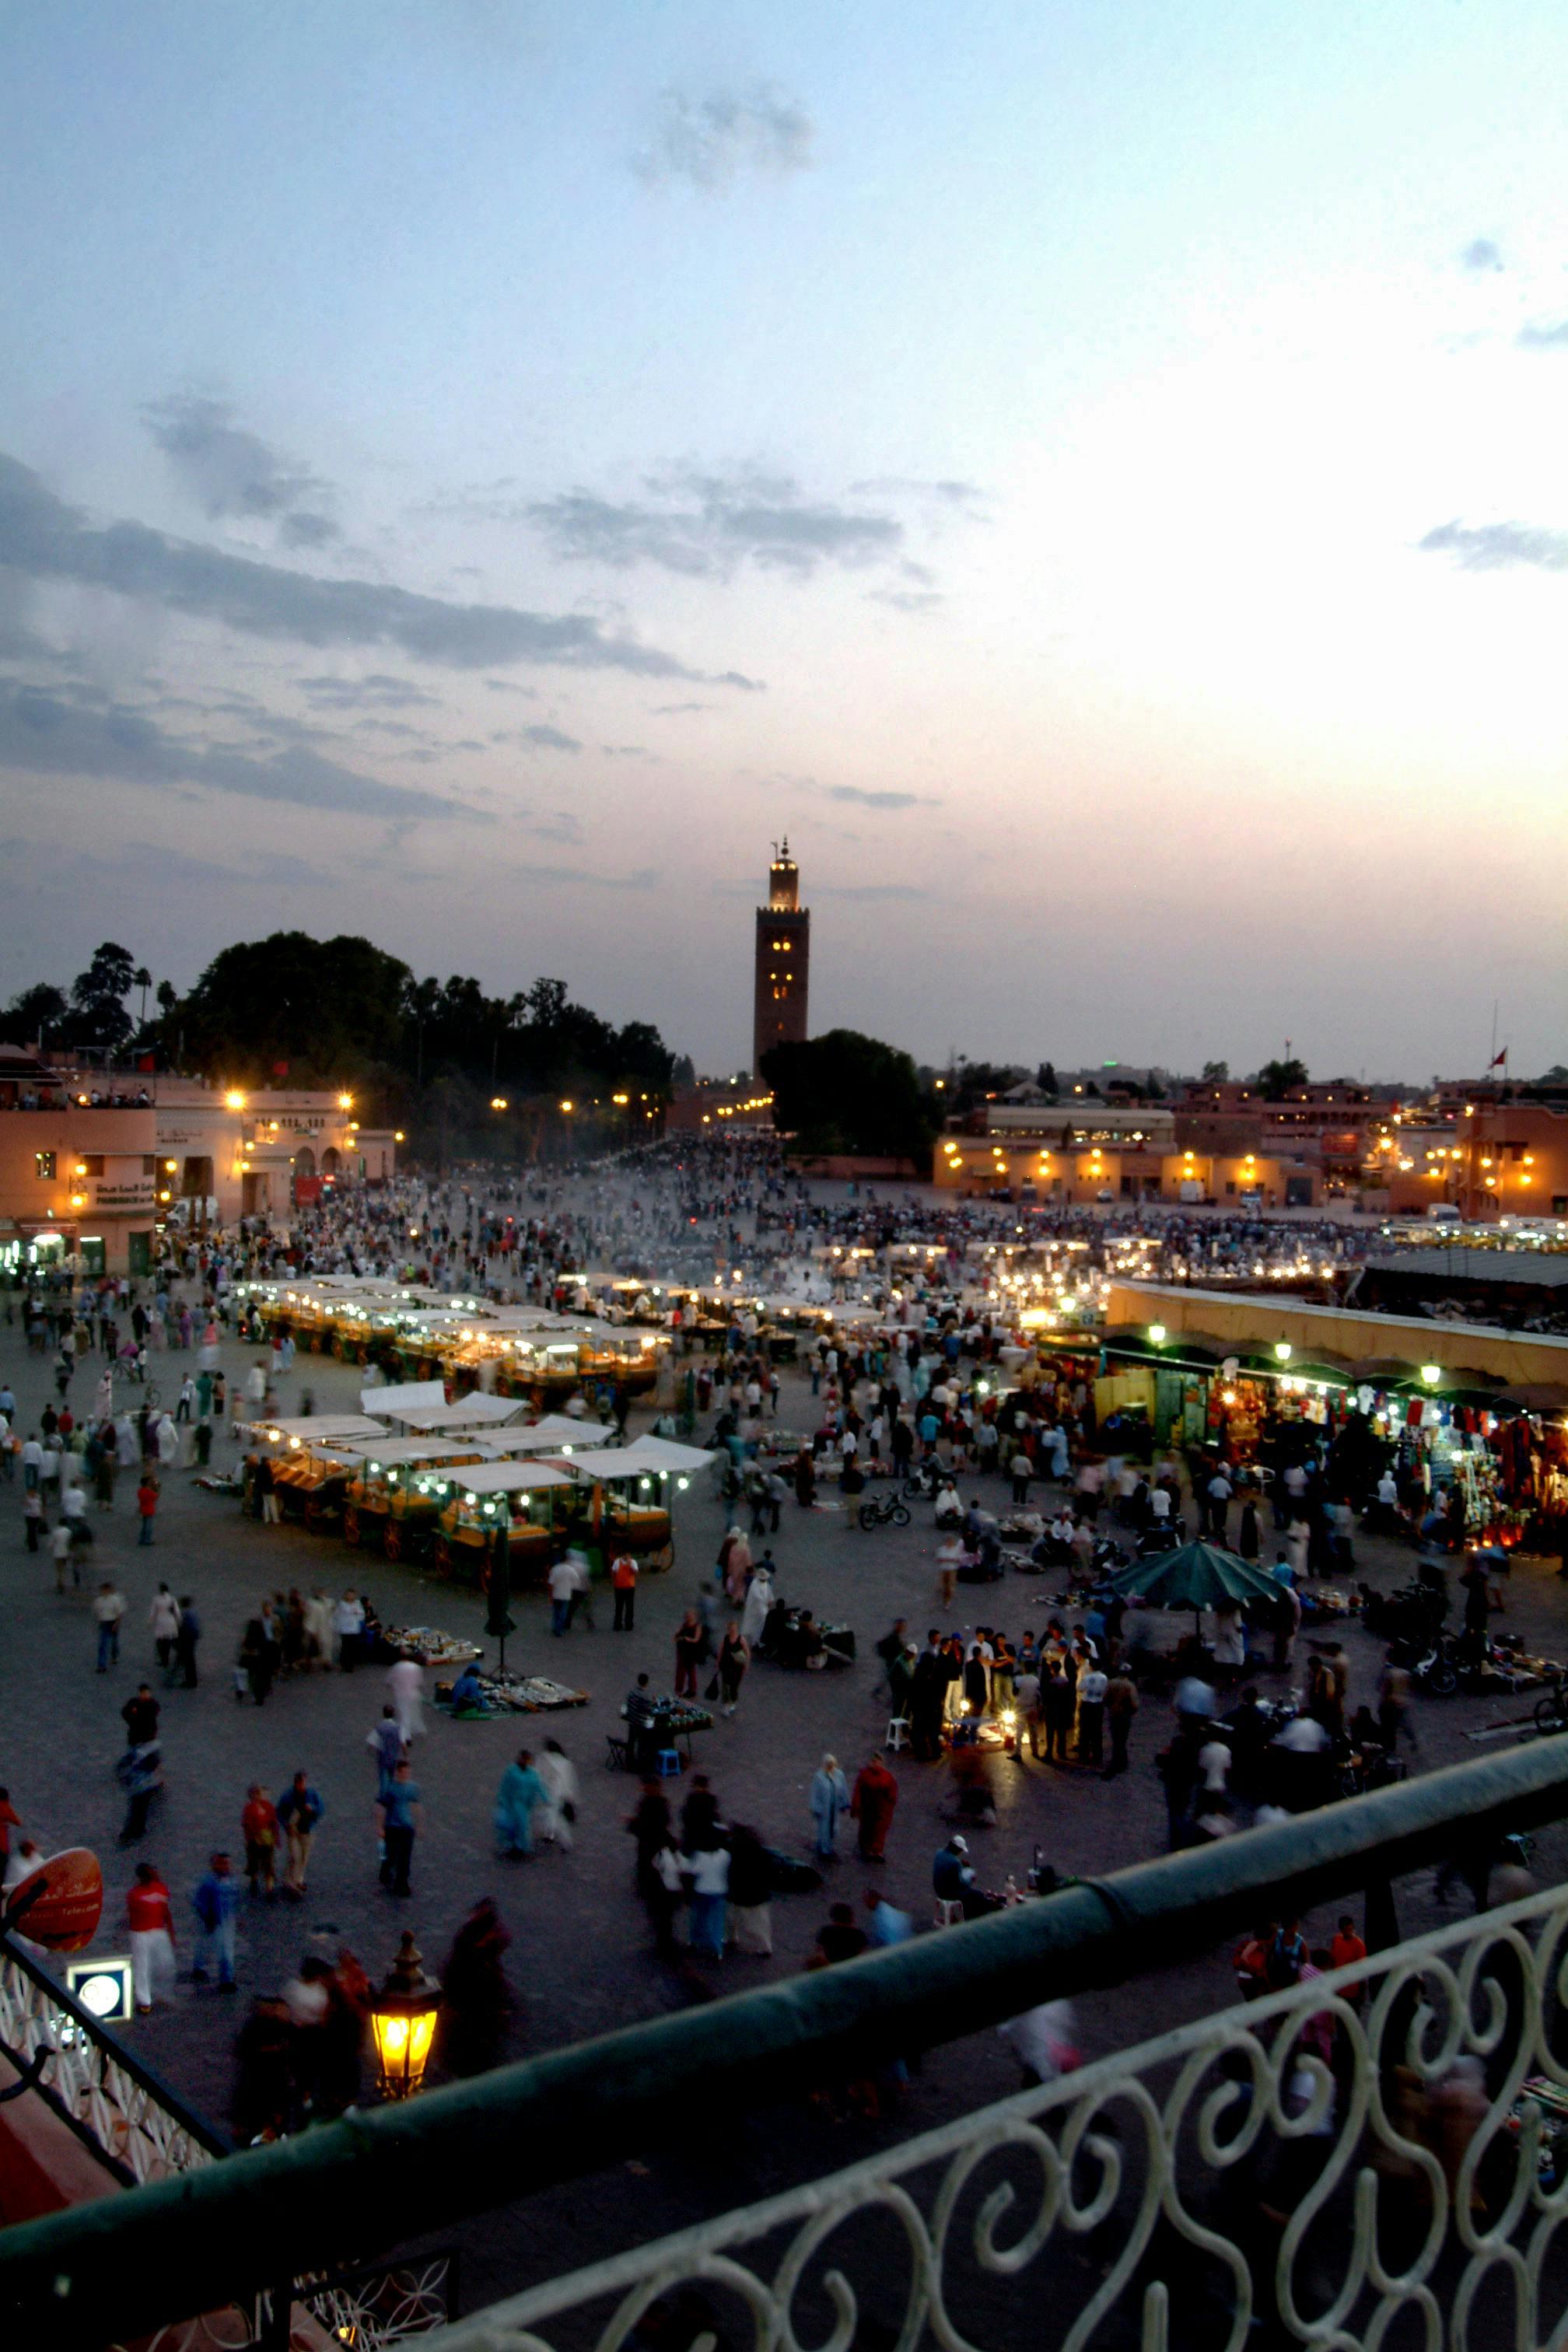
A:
<box><xmin>0</xmin><ymin>1930</ymin><xmax>229</xmax><ymax>2165</ymax></box>
<box><xmin>5</xmin><ymin>1734</ymin><xmax>1568</xmax><ymax>2345</ymax></box>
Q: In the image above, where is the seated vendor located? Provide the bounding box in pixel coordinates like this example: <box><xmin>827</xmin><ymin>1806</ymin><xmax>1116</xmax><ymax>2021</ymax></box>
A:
<box><xmin>450</xmin><ymin>1659</ymin><xmax>487</xmax><ymax>1713</ymax></box>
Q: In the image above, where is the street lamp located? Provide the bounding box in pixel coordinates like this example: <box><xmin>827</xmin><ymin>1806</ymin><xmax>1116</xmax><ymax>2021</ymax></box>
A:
<box><xmin>369</xmin><ymin>1934</ymin><xmax>440</xmax><ymax>2101</ymax></box>
<box><xmin>1148</xmin><ymin>1325</ymin><xmax>1167</xmax><ymax>1345</ymax></box>
<box><xmin>1274</xmin><ymin>1341</ymin><xmax>1293</xmax><ymax>1363</ymax></box>
<box><xmin>1420</xmin><ymin>1364</ymin><xmax>1442</xmax><ymax>1388</ymax></box>
<box><xmin>558</xmin><ymin>1099</ymin><xmax>574</xmax><ymax>1114</ymax></box>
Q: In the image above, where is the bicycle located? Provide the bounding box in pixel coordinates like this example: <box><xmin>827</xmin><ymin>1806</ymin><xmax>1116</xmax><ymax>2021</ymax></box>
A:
<box><xmin>1533</xmin><ymin>1674</ymin><xmax>1568</xmax><ymax>1738</ymax></box>
<box><xmin>858</xmin><ymin>1493</ymin><xmax>912</xmax><ymax>1532</ymax></box>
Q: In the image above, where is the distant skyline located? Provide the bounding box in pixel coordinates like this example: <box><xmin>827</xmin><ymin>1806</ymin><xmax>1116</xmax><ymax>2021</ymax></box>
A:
<box><xmin>1</xmin><ymin>1</ymin><xmax>1563</xmax><ymax>1078</ymax></box>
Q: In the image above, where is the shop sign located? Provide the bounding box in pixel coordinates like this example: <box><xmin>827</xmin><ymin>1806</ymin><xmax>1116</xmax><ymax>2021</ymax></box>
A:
<box><xmin>93</xmin><ymin>1180</ymin><xmax>156</xmax><ymax>1210</ymax></box>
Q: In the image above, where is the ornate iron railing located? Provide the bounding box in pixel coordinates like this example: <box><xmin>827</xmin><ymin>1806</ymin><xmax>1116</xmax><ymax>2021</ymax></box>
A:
<box><xmin>106</xmin><ymin>2253</ymin><xmax>461</xmax><ymax>2352</ymax></box>
<box><xmin>418</xmin><ymin>1885</ymin><xmax>1568</xmax><ymax>2352</ymax></box>
<box><xmin>9</xmin><ymin>1738</ymin><xmax>1568</xmax><ymax>2346</ymax></box>
<box><xmin>0</xmin><ymin>1932</ymin><xmax>226</xmax><ymax>2185</ymax></box>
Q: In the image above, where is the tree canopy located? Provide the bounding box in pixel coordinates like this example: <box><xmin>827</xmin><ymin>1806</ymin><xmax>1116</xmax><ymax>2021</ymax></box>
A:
<box><xmin>762</xmin><ymin>1027</ymin><xmax>933</xmax><ymax>1160</ymax></box>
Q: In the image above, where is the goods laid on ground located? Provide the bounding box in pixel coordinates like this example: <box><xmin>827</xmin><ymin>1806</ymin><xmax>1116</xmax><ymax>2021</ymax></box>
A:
<box><xmin>384</xmin><ymin>1625</ymin><xmax>481</xmax><ymax>1667</ymax></box>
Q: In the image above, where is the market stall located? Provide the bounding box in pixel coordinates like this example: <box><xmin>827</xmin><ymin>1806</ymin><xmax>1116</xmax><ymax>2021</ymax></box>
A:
<box><xmin>429</xmin><ymin>1461</ymin><xmax>576</xmax><ymax>1587</ymax></box>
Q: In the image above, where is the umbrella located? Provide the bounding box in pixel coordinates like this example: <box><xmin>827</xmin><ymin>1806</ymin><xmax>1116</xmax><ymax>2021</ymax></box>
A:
<box><xmin>1108</xmin><ymin>1539</ymin><xmax>1284</xmax><ymax>1616</ymax></box>
<box><xmin>483</xmin><ymin>1523</ymin><xmax>516</xmax><ymax>1676</ymax></box>
<box><xmin>1496</xmin><ymin>1384</ymin><xmax>1568</xmax><ymax>1416</ymax></box>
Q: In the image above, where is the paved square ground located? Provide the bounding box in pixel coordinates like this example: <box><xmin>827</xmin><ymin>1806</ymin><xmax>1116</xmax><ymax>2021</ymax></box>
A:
<box><xmin>3</xmin><ymin>1299</ymin><xmax>1565</xmax><ymax>2304</ymax></box>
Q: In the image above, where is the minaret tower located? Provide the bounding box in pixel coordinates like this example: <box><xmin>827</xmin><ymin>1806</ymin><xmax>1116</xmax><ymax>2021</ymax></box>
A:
<box><xmin>753</xmin><ymin>838</ymin><xmax>810</xmax><ymax>1076</ymax></box>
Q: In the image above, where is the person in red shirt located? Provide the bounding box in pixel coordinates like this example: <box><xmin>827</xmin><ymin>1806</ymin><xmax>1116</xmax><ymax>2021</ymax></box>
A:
<box><xmin>126</xmin><ymin>1861</ymin><xmax>175</xmax><ymax>2012</ymax></box>
<box><xmin>135</xmin><ymin>1472</ymin><xmax>159</xmax><ymax>1547</ymax></box>
<box><xmin>1329</xmin><ymin>1913</ymin><xmax>1367</xmax><ymax>2006</ymax></box>
<box><xmin>0</xmin><ymin>1785</ymin><xmax>19</xmax><ymax>1866</ymax></box>
<box><xmin>241</xmin><ymin>1784</ymin><xmax>281</xmax><ymax>1898</ymax></box>
<box><xmin>610</xmin><ymin>1551</ymin><xmax>638</xmax><ymax>1633</ymax></box>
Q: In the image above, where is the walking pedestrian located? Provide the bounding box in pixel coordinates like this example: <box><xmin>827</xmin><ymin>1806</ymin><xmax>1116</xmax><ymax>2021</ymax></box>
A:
<box><xmin>366</xmin><ymin>1706</ymin><xmax>404</xmax><ymax>1795</ymax></box>
<box><xmin>1103</xmin><ymin>1668</ymin><xmax>1139</xmax><ymax>1777</ymax></box>
<box><xmin>610</xmin><ymin>1548</ymin><xmax>638</xmax><ymax>1631</ymax></box>
<box><xmin>386</xmin><ymin>1654</ymin><xmax>425</xmax><ymax>1743</ymax></box>
<box><xmin>277</xmin><ymin>1772</ymin><xmax>324</xmax><ymax>1897</ymax></box>
<box><xmin>377</xmin><ymin>1759</ymin><xmax>420</xmax><ymax>1895</ymax></box>
<box><xmin>93</xmin><ymin>1579</ymin><xmax>126</xmax><ymax>1671</ymax></box>
<box><xmin>682</xmin><ymin>1841</ymin><xmax>729</xmax><ymax>1959</ymax></box>
<box><xmin>546</xmin><ymin>1554</ymin><xmax>578</xmax><ymax>1638</ymax></box>
<box><xmin>175</xmin><ymin>1594</ymin><xmax>201</xmax><ymax>1688</ymax></box>
<box><xmin>149</xmin><ymin>1584</ymin><xmax>180</xmax><ymax>1676</ymax></box>
<box><xmin>242</xmin><ymin>1785</ymin><xmax>280</xmax><ymax>1898</ymax></box>
<box><xmin>191</xmin><ymin>1853</ymin><xmax>240</xmax><ymax>1989</ymax></box>
<box><xmin>535</xmin><ymin>1739</ymin><xmax>578</xmax><ymax>1850</ymax></box>
<box><xmin>121</xmin><ymin>1683</ymin><xmax>159</xmax><ymax>1747</ymax></box>
<box><xmin>674</xmin><ymin>1608</ymin><xmax>705</xmax><ymax>1698</ymax></box>
<box><xmin>809</xmin><ymin>1753</ymin><xmax>850</xmax><ymax>1859</ymax></box>
<box><xmin>850</xmin><ymin>1753</ymin><xmax>899</xmax><ymax>1862</ymax></box>
<box><xmin>135</xmin><ymin>1470</ymin><xmax>159</xmax><ymax>1545</ymax></box>
<box><xmin>717</xmin><ymin>1619</ymin><xmax>749</xmax><ymax>1715</ymax></box>
<box><xmin>436</xmin><ymin>1899</ymin><xmax>513</xmax><ymax>2078</ymax></box>
<box><xmin>126</xmin><ymin>1861</ymin><xmax>176</xmax><ymax>2013</ymax></box>
<box><xmin>494</xmin><ymin>1748</ymin><xmax>546</xmax><ymax>1857</ymax></box>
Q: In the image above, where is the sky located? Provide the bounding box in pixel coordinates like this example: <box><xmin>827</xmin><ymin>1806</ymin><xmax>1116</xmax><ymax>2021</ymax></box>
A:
<box><xmin>1</xmin><ymin>0</ymin><xmax>1565</xmax><ymax>1082</ymax></box>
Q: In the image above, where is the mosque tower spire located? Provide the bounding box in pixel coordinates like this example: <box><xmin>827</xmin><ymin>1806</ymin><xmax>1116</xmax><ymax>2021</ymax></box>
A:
<box><xmin>754</xmin><ymin>838</ymin><xmax>810</xmax><ymax>1076</ymax></box>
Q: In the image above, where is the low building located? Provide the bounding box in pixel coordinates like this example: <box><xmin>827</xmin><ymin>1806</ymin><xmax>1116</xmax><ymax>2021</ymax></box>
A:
<box><xmin>666</xmin><ymin>1080</ymin><xmax>775</xmax><ymax>1134</ymax></box>
<box><xmin>1376</xmin><ymin>1087</ymin><xmax>1568</xmax><ymax>1221</ymax></box>
<box><xmin>935</xmin><ymin>1101</ymin><xmax>1321</xmax><ymax>1206</ymax></box>
<box><xmin>0</xmin><ymin>1049</ymin><xmax>157</xmax><ymax>1275</ymax></box>
<box><xmin>154</xmin><ymin>1080</ymin><xmax>397</xmax><ymax>1222</ymax></box>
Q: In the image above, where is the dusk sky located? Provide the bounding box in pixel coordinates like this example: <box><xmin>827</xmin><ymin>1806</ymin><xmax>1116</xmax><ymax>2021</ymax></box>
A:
<box><xmin>2</xmin><ymin>1</ymin><xmax>1564</xmax><ymax>1080</ymax></box>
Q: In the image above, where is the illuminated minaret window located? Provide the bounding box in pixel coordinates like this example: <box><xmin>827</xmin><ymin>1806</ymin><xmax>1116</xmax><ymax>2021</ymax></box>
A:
<box><xmin>753</xmin><ymin>837</ymin><xmax>810</xmax><ymax>1076</ymax></box>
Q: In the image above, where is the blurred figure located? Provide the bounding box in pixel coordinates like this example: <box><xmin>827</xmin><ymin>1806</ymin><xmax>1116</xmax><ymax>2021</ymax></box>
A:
<box><xmin>437</xmin><ymin>1899</ymin><xmax>514</xmax><ymax>2077</ymax></box>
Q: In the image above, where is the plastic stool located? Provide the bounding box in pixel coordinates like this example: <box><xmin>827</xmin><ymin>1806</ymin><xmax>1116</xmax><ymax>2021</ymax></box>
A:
<box><xmin>886</xmin><ymin>1717</ymin><xmax>911</xmax><ymax>1752</ymax></box>
<box><xmin>654</xmin><ymin>1748</ymin><xmax>682</xmax><ymax>1778</ymax></box>
<box><xmin>933</xmin><ymin>1899</ymin><xmax>964</xmax><ymax>1928</ymax></box>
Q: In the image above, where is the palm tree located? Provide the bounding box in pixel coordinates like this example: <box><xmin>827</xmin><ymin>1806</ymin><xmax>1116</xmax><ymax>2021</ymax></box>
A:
<box><xmin>133</xmin><ymin>967</ymin><xmax>152</xmax><ymax>1030</ymax></box>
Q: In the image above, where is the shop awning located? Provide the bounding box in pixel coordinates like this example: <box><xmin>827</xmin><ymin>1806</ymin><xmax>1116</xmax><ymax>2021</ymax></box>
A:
<box><xmin>362</xmin><ymin>1381</ymin><xmax>446</xmax><ymax>1416</ymax></box>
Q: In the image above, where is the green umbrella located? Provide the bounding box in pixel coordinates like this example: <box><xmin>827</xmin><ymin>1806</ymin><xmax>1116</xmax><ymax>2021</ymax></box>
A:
<box><xmin>1108</xmin><ymin>1539</ymin><xmax>1283</xmax><ymax>1615</ymax></box>
<box><xmin>484</xmin><ymin>1523</ymin><xmax>516</xmax><ymax>1677</ymax></box>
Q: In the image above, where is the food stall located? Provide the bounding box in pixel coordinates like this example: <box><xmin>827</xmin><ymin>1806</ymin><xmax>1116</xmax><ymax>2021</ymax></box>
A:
<box><xmin>339</xmin><ymin>1437</ymin><xmax>499</xmax><ymax>1560</ymax></box>
<box><xmin>547</xmin><ymin>1447</ymin><xmax>675</xmax><ymax>1566</ymax></box>
<box><xmin>377</xmin><ymin>1395</ymin><xmax>530</xmax><ymax>1437</ymax></box>
<box><xmin>260</xmin><ymin>1429</ymin><xmax>385</xmax><ymax>1531</ymax></box>
<box><xmin>429</xmin><ymin>1462</ymin><xmax>576</xmax><ymax>1587</ymax></box>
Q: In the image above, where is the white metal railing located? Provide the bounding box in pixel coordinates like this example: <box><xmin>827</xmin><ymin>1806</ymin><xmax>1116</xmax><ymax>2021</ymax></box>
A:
<box><xmin>0</xmin><ymin>1940</ymin><xmax>223</xmax><ymax>2185</ymax></box>
<box><xmin>418</xmin><ymin>1884</ymin><xmax>1568</xmax><ymax>2352</ymax></box>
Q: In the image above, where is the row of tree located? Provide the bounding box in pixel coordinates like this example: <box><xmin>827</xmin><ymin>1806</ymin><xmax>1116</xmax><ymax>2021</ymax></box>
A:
<box><xmin>0</xmin><ymin>933</ymin><xmax>684</xmax><ymax>1161</ymax></box>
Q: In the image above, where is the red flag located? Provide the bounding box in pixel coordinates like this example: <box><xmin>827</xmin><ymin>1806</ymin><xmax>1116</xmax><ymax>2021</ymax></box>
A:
<box><xmin>272</xmin><ymin>1059</ymin><xmax>290</xmax><ymax>1078</ymax></box>
<box><xmin>136</xmin><ymin>1052</ymin><xmax>155</xmax><ymax>1073</ymax></box>
<box><xmin>1489</xmin><ymin>1048</ymin><xmax>1508</xmax><ymax>1069</ymax></box>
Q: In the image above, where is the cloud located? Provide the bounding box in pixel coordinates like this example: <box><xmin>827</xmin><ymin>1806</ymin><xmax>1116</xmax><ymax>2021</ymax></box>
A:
<box><xmin>601</xmin><ymin>743</ymin><xmax>657</xmax><ymax>759</ymax></box>
<box><xmin>142</xmin><ymin>394</ymin><xmax>339</xmax><ymax>546</ymax></box>
<box><xmin>821</xmin><ymin>783</ymin><xmax>934</xmax><ymax>809</ymax></box>
<box><xmin>488</xmin><ymin>722</ymin><xmax>582</xmax><ymax>752</ymax></box>
<box><xmin>1419</xmin><ymin>519</ymin><xmax>1568</xmax><ymax>572</ymax></box>
<box><xmin>868</xmin><ymin>587</ymin><xmax>945</xmax><ymax>614</ymax></box>
<box><xmin>0</xmin><ymin>681</ymin><xmax>485</xmax><ymax>820</ymax></box>
<box><xmin>298</xmin><ymin>672</ymin><xmax>443</xmax><ymax>709</ymax></box>
<box><xmin>0</xmin><ymin>452</ymin><xmax>746</xmax><ymax>682</ymax></box>
<box><xmin>749</xmin><ymin>768</ymin><xmax>938</xmax><ymax>814</ymax></box>
<box><xmin>652</xmin><ymin>701</ymin><xmax>710</xmax><ymax>715</ymax></box>
<box><xmin>1517</xmin><ymin>319</ymin><xmax>1568</xmax><ymax>350</ymax></box>
<box><xmin>527</xmin><ymin>468</ymin><xmax>902</xmax><ymax>581</ymax></box>
<box><xmin>1461</xmin><ymin>238</ymin><xmax>1505</xmax><ymax>273</ymax></box>
<box><xmin>849</xmin><ymin>476</ymin><xmax>986</xmax><ymax>508</ymax></box>
<box><xmin>813</xmin><ymin>881</ymin><xmax>931</xmax><ymax>901</ymax></box>
<box><xmin>509</xmin><ymin>862</ymin><xmax>660</xmax><ymax>891</ymax></box>
<box><xmin>634</xmin><ymin>86</ymin><xmax>811</xmax><ymax>190</ymax></box>
<box><xmin>482</xmin><ymin>677</ymin><xmax>538</xmax><ymax>696</ymax></box>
